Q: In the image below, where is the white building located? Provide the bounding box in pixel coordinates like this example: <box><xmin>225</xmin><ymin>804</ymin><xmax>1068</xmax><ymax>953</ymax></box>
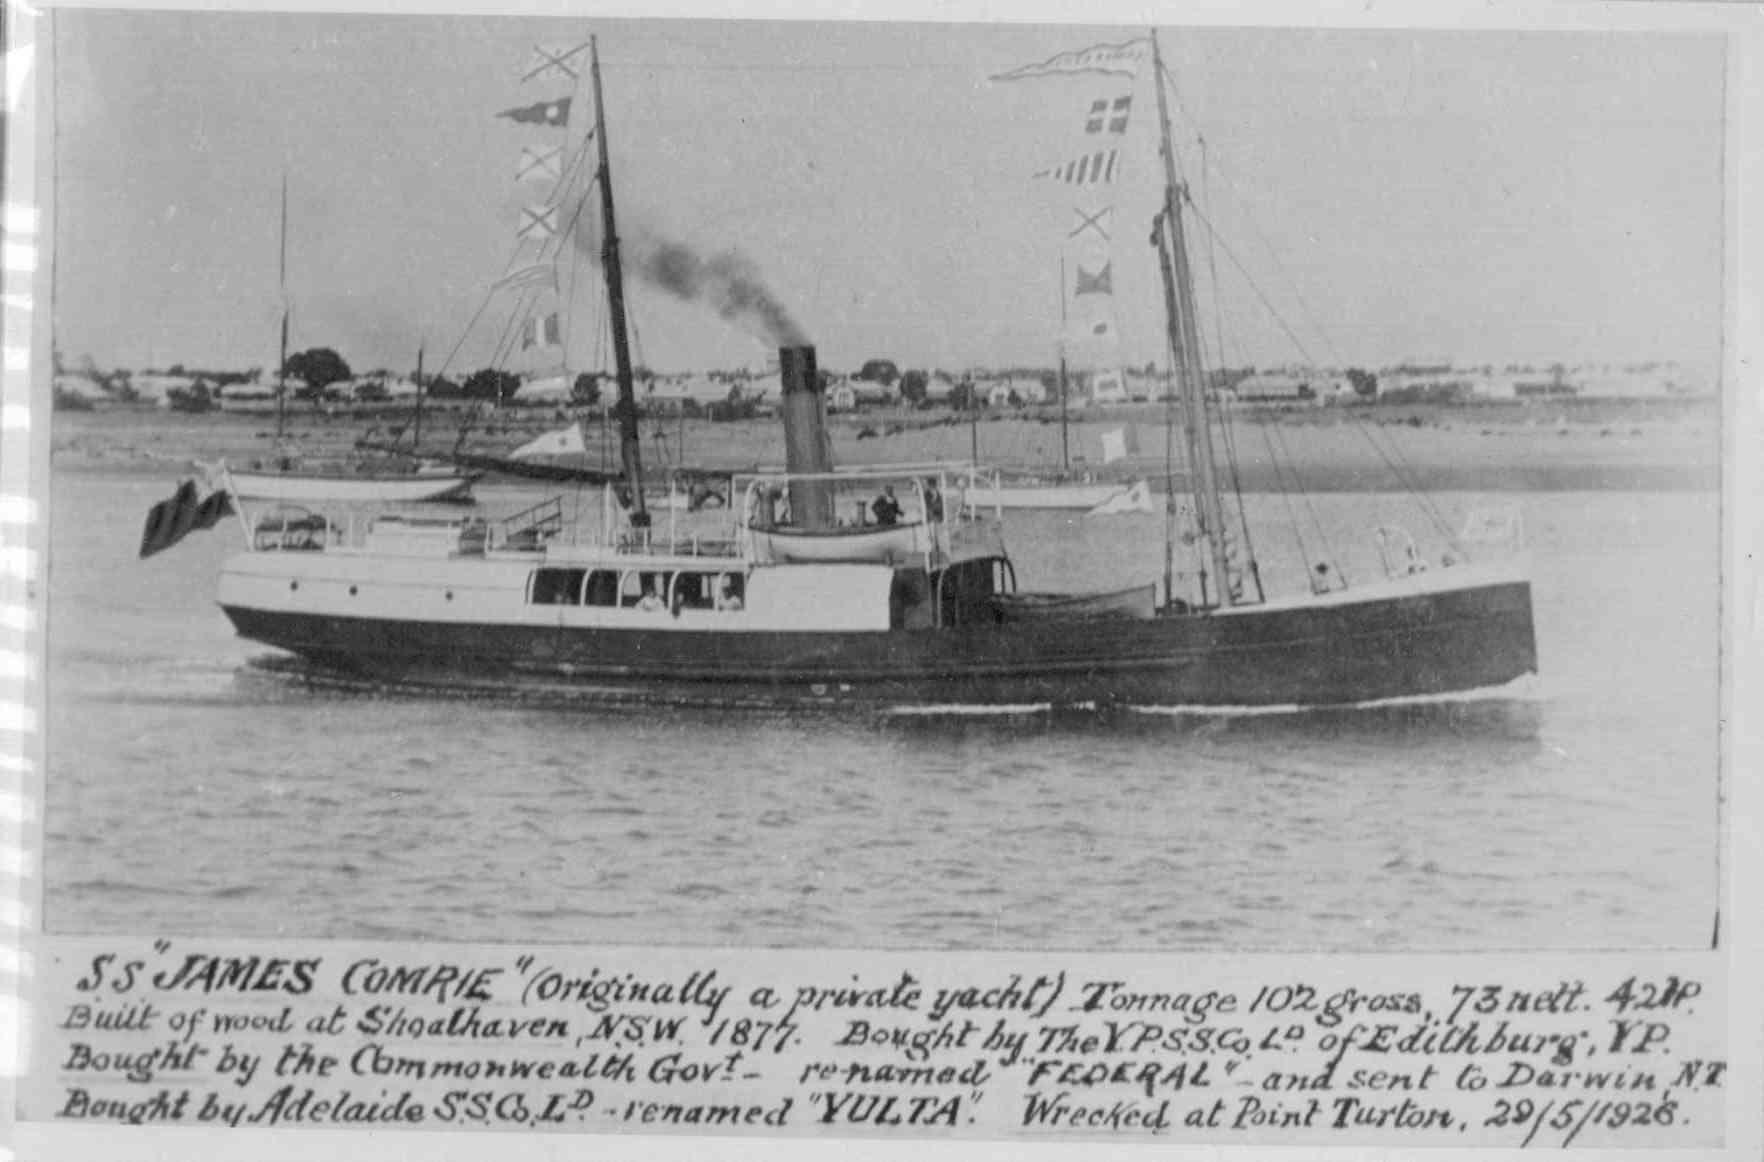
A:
<box><xmin>923</xmin><ymin>371</ymin><xmax>957</xmax><ymax>404</ymax></box>
<box><xmin>1087</xmin><ymin>369</ymin><xmax>1131</xmax><ymax>405</ymax></box>
<box><xmin>128</xmin><ymin>373</ymin><xmax>200</xmax><ymax>406</ymax></box>
<box><xmin>521</xmin><ymin>374</ymin><xmax>577</xmax><ymax>403</ymax></box>
<box><xmin>984</xmin><ymin>376</ymin><xmax>1045</xmax><ymax>407</ymax></box>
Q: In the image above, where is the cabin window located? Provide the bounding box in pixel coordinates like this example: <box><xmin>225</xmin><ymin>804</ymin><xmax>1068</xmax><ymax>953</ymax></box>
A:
<box><xmin>620</xmin><ymin>570</ymin><xmax>671</xmax><ymax>610</ymax></box>
<box><xmin>582</xmin><ymin>570</ymin><xmax>620</xmax><ymax>607</ymax></box>
<box><xmin>672</xmin><ymin>572</ymin><xmax>714</xmax><ymax>611</ymax></box>
<box><xmin>715</xmin><ymin>573</ymin><xmax>746</xmax><ymax>611</ymax></box>
<box><xmin>529</xmin><ymin>567</ymin><xmax>587</xmax><ymax>605</ymax></box>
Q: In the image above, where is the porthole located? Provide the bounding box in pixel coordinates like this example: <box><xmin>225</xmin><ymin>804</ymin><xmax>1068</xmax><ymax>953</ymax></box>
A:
<box><xmin>445</xmin><ymin>591</ymin><xmax>454</xmax><ymax>602</ymax></box>
<box><xmin>349</xmin><ymin>585</ymin><xmax>359</xmax><ymax>596</ymax></box>
<box><xmin>289</xmin><ymin>581</ymin><xmax>299</xmax><ymax>592</ymax></box>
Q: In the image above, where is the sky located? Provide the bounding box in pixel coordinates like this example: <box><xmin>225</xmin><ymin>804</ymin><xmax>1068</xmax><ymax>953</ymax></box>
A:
<box><xmin>49</xmin><ymin>10</ymin><xmax>1728</xmax><ymax>380</ymax></box>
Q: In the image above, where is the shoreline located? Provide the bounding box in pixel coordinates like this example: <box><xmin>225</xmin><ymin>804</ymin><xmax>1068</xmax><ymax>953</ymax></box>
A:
<box><xmin>49</xmin><ymin>399</ymin><xmax>1720</xmax><ymax>495</ymax></box>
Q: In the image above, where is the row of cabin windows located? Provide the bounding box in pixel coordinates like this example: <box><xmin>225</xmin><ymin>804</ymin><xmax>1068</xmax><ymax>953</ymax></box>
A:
<box><xmin>528</xmin><ymin>567</ymin><xmax>746</xmax><ymax>611</ymax></box>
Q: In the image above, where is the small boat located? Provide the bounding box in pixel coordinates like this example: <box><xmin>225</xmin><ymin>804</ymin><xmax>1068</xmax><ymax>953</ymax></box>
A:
<box><xmin>992</xmin><ymin>583</ymin><xmax>1158</xmax><ymax>622</ymax></box>
<box><xmin>205</xmin><ymin>459</ymin><xmax>479</xmax><ymax>505</ymax></box>
<box><xmin>954</xmin><ymin>252</ymin><xmax>1152</xmax><ymax>516</ymax></box>
<box><xmin>220</xmin><ymin>179</ymin><xmax>476</xmax><ymax>506</ymax></box>
<box><xmin>964</xmin><ymin>476</ymin><xmax>1154</xmax><ymax>514</ymax></box>
<box><xmin>746</xmin><ymin>521</ymin><xmax>929</xmax><ymax>565</ymax></box>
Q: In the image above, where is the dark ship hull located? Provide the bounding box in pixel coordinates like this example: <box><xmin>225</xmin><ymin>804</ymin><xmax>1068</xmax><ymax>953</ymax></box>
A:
<box><xmin>223</xmin><ymin>576</ymin><xmax>1535</xmax><ymax>709</ymax></box>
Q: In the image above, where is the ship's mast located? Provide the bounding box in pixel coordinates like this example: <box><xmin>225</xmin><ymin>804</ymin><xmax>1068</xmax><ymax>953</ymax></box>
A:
<box><xmin>276</xmin><ymin>173</ymin><xmax>289</xmax><ymax>445</ymax></box>
<box><xmin>589</xmin><ymin>36</ymin><xmax>648</xmax><ymax>527</ymax></box>
<box><xmin>412</xmin><ymin>343</ymin><xmax>424</xmax><ymax>448</ymax></box>
<box><xmin>1057</xmin><ymin>254</ymin><xmax>1071</xmax><ymax>475</ymax></box>
<box><xmin>1150</xmin><ymin>29</ymin><xmax>1233</xmax><ymax>606</ymax></box>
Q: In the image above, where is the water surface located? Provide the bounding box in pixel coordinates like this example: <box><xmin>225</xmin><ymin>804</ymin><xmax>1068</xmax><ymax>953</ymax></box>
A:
<box><xmin>45</xmin><ymin>474</ymin><xmax>1720</xmax><ymax>951</ymax></box>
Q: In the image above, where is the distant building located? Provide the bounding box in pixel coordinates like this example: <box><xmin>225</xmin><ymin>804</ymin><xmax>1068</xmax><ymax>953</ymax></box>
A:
<box><xmin>53</xmin><ymin>373</ymin><xmax>108</xmax><ymax>403</ymax></box>
<box><xmin>846</xmin><ymin>378</ymin><xmax>897</xmax><ymax>409</ymax></box>
<box><xmin>1087</xmin><ymin>369</ymin><xmax>1131</xmax><ymax>405</ymax></box>
<box><xmin>645</xmin><ymin>375</ymin><xmax>735</xmax><ymax>408</ymax></box>
<box><xmin>128</xmin><ymin>373</ymin><xmax>200</xmax><ymax>407</ymax></box>
<box><xmin>922</xmin><ymin>371</ymin><xmax>957</xmax><ymax>404</ymax></box>
<box><xmin>1124</xmin><ymin>368</ymin><xmax>1170</xmax><ymax>400</ymax></box>
<box><xmin>521</xmin><ymin>374</ymin><xmax>577</xmax><ymax>403</ymax></box>
<box><xmin>1568</xmin><ymin>362</ymin><xmax>1710</xmax><ymax>398</ymax></box>
<box><xmin>984</xmin><ymin>376</ymin><xmax>1044</xmax><ymax>407</ymax></box>
<box><xmin>1376</xmin><ymin>370</ymin><xmax>1476</xmax><ymax>403</ymax></box>
<box><xmin>1514</xmin><ymin>380</ymin><xmax>1577</xmax><ymax>399</ymax></box>
<box><xmin>219</xmin><ymin>375</ymin><xmax>279</xmax><ymax>403</ymax></box>
<box><xmin>1231</xmin><ymin>373</ymin><xmax>1317</xmax><ymax>404</ymax></box>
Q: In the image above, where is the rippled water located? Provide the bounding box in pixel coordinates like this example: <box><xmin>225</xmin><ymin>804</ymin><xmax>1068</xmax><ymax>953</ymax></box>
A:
<box><xmin>44</xmin><ymin>472</ymin><xmax>1720</xmax><ymax>950</ymax></box>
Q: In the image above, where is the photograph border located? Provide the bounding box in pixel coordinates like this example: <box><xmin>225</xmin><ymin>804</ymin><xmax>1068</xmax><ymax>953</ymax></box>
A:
<box><xmin>4</xmin><ymin>0</ymin><xmax>1760</xmax><ymax>1157</ymax></box>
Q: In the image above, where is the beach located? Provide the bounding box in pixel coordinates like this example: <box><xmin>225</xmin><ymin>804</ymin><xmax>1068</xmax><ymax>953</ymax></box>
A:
<box><xmin>49</xmin><ymin>395</ymin><xmax>1720</xmax><ymax>493</ymax></box>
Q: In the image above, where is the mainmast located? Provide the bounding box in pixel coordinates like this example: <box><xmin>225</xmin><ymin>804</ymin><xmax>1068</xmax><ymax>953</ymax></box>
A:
<box><xmin>276</xmin><ymin>173</ymin><xmax>289</xmax><ymax>445</ymax></box>
<box><xmin>1150</xmin><ymin>29</ymin><xmax>1233</xmax><ymax>606</ymax></box>
<box><xmin>412</xmin><ymin>343</ymin><xmax>424</xmax><ymax>448</ymax></box>
<box><xmin>1057</xmin><ymin>255</ymin><xmax>1071</xmax><ymax>475</ymax></box>
<box><xmin>589</xmin><ymin>36</ymin><xmax>648</xmax><ymax>528</ymax></box>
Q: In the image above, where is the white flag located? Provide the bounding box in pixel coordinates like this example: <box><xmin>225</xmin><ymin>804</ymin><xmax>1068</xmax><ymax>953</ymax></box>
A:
<box><xmin>521</xmin><ymin>313</ymin><xmax>562</xmax><ymax>350</ymax></box>
<box><xmin>524</xmin><ymin>42</ymin><xmax>590</xmax><ymax>84</ymax></box>
<box><xmin>991</xmin><ymin>39</ymin><xmax>1147</xmax><ymax>82</ymax></box>
<box><xmin>511</xmin><ymin>424</ymin><xmax>587</xmax><ymax>459</ymax></box>
<box><xmin>517</xmin><ymin>145</ymin><xmax>563</xmax><ymax>184</ymax></box>
<box><xmin>517</xmin><ymin>204</ymin><xmax>559</xmax><ymax>242</ymax></box>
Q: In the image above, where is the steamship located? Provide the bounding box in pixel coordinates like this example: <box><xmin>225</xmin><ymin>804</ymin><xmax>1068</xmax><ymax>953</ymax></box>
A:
<box><xmin>210</xmin><ymin>34</ymin><xmax>1537</xmax><ymax>708</ymax></box>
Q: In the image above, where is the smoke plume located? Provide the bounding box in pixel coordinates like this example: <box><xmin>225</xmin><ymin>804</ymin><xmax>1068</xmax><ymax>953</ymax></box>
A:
<box><xmin>579</xmin><ymin>223</ymin><xmax>809</xmax><ymax>347</ymax></box>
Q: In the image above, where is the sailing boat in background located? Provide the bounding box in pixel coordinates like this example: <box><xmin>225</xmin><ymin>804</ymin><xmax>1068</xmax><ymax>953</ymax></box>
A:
<box><xmin>954</xmin><ymin>253</ymin><xmax>1155</xmax><ymax>513</ymax></box>
<box><xmin>199</xmin><ymin>176</ymin><xmax>479</xmax><ymax>504</ymax></box>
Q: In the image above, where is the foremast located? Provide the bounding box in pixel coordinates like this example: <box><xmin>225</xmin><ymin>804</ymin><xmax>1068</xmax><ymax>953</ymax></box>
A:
<box><xmin>1150</xmin><ymin>30</ymin><xmax>1235</xmax><ymax>608</ymax></box>
<box><xmin>276</xmin><ymin>173</ymin><xmax>290</xmax><ymax>448</ymax></box>
<box><xmin>589</xmin><ymin>36</ymin><xmax>649</xmax><ymax>529</ymax></box>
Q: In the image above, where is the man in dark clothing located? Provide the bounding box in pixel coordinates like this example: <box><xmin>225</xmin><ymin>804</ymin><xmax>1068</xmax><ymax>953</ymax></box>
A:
<box><xmin>871</xmin><ymin>485</ymin><xmax>902</xmax><ymax>526</ymax></box>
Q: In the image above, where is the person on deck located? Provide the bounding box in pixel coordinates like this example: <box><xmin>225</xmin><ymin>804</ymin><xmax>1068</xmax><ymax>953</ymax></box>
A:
<box><xmin>871</xmin><ymin>485</ymin><xmax>903</xmax><ymax>527</ymax></box>
<box><xmin>921</xmin><ymin>478</ymin><xmax>943</xmax><ymax>522</ymax></box>
<box><xmin>637</xmin><ymin>584</ymin><xmax>665</xmax><ymax>611</ymax></box>
<box><xmin>715</xmin><ymin>575</ymin><xmax>744</xmax><ymax>612</ymax></box>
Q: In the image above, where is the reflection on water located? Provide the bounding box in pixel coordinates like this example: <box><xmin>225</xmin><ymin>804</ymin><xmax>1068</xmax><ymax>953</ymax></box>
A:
<box><xmin>46</xmin><ymin>473</ymin><xmax>1718</xmax><ymax>951</ymax></box>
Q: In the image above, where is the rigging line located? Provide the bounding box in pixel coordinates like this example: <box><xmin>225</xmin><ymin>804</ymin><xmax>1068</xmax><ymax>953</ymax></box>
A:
<box><xmin>1185</xmin><ymin>198</ymin><xmax>1321</xmax><ymax>368</ymax></box>
<box><xmin>435</xmin><ymin>138</ymin><xmax>598</xmax><ymax>387</ymax></box>
<box><xmin>1190</xmin><ymin>186</ymin><xmax>1342</xmax><ymax>584</ymax></box>
<box><xmin>488</xmin><ymin>287</ymin><xmax>535</xmax><ymax>370</ymax></box>
<box><xmin>1252</xmin><ymin>413</ymin><xmax>1314</xmax><ymax>582</ymax></box>
<box><xmin>1211</xmin><ymin>401</ymin><xmax>1265</xmax><ymax>601</ymax></box>
<box><xmin>1198</xmin><ymin>139</ymin><xmax>1264</xmax><ymax>600</ymax></box>
<box><xmin>1159</xmin><ymin>59</ymin><xmax>1343</xmax><ymax>368</ymax></box>
<box><xmin>434</xmin><ymin>292</ymin><xmax>503</xmax><ymax>388</ymax></box>
<box><xmin>1183</xmin><ymin>195</ymin><xmax>1455</xmax><ymax>553</ymax></box>
<box><xmin>1344</xmin><ymin>409</ymin><xmax>1462</xmax><ymax>548</ymax></box>
<box><xmin>1266</xmin><ymin>413</ymin><xmax>1348</xmax><ymax>585</ymax></box>
<box><xmin>1157</xmin><ymin>74</ymin><xmax>1460</xmax><ymax>554</ymax></box>
<box><xmin>547</xmin><ymin>175</ymin><xmax>599</xmax><ymax>379</ymax></box>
